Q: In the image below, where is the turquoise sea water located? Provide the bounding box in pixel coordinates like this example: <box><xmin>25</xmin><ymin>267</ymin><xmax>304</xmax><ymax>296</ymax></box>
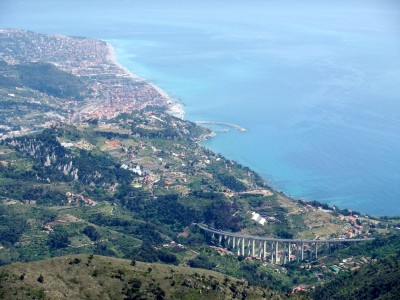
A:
<box><xmin>2</xmin><ymin>0</ymin><xmax>400</xmax><ymax>215</ymax></box>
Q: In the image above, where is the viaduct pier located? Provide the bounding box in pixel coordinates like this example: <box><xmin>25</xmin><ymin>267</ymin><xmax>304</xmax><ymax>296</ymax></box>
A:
<box><xmin>198</xmin><ymin>224</ymin><xmax>373</xmax><ymax>264</ymax></box>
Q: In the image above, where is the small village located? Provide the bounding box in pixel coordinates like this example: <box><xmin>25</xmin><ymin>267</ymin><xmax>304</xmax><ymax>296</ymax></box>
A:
<box><xmin>65</xmin><ymin>192</ymin><xmax>97</xmax><ymax>207</ymax></box>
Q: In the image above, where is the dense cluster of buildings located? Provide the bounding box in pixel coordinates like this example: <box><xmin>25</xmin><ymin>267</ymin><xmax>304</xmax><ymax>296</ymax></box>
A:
<box><xmin>0</xmin><ymin>29</ymin><xmax>172</xmax><ymax>129</ymax></box>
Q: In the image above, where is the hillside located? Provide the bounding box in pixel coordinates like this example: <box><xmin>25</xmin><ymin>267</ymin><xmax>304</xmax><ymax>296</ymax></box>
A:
<box><xmin>0</xmin><ymin>60</ymin><xmax>90</xmax><ymax>100</ymax></box>
<box><xmin>1</xmin><ymin>112</ymin><xmax>396</xmax><ymax>293</ymax></box>
<box><xmin>0</xmin><ymin>254</ymin><xmax>305</xmax><ymax>299</ymax></box>
<box><xmin>1</xmin><ymin>29</ymin><xmax>400</xmax><ymax>298</ymax></box>
<box><xmin>314</xmin><ymin>252</ymin><xmax>400</xmax><ymax>300</ymax></box>
<box><xmin>0</xmin><ymin>59</ymin><xmax>89</xmax><ymax>132</ymax></box>
<box><xmin>0</xmin><ymin>118</ymin><xmax>369</xmax><ymax>258</ymax></box>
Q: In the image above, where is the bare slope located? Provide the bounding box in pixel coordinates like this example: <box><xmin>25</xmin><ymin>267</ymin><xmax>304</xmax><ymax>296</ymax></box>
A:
<box><xmin>0</xmin><ymin>254</ymin><xmax>305</xmax><ymax>300</ymax></box>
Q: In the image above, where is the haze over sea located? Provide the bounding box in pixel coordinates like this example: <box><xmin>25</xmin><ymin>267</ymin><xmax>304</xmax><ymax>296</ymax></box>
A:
<box><xmin>2</xmin><ymin>0</ymin><xmax>400</xmax><ymax>215</ymax></box>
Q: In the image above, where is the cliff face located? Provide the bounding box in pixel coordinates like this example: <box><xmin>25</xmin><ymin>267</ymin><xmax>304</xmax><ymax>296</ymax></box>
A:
<box><xmin>9</xmin><ymin>132</ymin><xmax>76</xmax><ymax>177</ymax></box>
<box><xmin>7</xmin><ymin>129</ymin><xmax>132</xmax><ymax>186</ymax></box>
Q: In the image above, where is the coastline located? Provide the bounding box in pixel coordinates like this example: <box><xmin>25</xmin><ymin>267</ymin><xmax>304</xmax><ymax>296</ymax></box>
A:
<box><xmin>103</xmin><ymin>42</ymin><xmax>299</xmax><ymax>209</ymax></box>
<box><xmin>104</xmin><ymin>40</ymin><xmax>395</xmax><ymax>217</ymax></box>
<box><xmin>106</xmin><ymin>43</ymin><xmax>140</xmax><ymax>80</ymax></box>
<box><xmin>106</xmin><ymin>42</ymin><xmax>185</xmax><ymax>119</ymax></box>
<box><xmin>103</xmin><ymin>41</ymin><xmax>317</xmax><ymax>215</ymax></box>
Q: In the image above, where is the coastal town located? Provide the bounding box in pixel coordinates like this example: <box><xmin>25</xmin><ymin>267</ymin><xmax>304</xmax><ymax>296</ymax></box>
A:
<box><xmin>0</xmin><ymin>29</ymin><xmax>399</xmax><ymax>299</ymax></box>
<box><xmin>0</xmin><ymin>29</ymin><xmax>385</xmax><ymax>243</ymax></box>
<box><xmin>0</xmin><ymin>29</ymin><xmax>183</xmax><ymax>139</ymax></box>
<box><xmin>1</xmin><ymin>0</ymin><xmax>400</xmax><ymax>295</ymax></box>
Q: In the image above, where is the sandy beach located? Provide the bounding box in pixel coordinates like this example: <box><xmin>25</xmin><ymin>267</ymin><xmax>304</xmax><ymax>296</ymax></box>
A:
<box><xmin>149</xmin><ymin>82</ymin><xmax>185</xmax><ymax>119</ymax></box>
<box><xmin>106</xmin><ymin>42</ymin><xmax>185</xmax><ymax>119</ymax></box>
<box><xmin>106</xmin><ymin>43</ymin><xmax>139</xmax><ymax>80</ymax></box>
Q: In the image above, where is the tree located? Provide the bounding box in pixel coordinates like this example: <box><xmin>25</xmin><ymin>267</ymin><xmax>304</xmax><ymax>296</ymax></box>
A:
<box><xmin>37</xmin><ymin>274</ymin><xmax>44</xmax><ymax>283</ymax></box>
<box><xmin>123</xmin><ymin>278</ymin><xmax>142</xmax><ymax>300</ymax></box>
<box><xmin>157</xmin><ymin>252</ymin><xmax>178</xmax><ymax>265</ymax></box>
<box><xmin>188</xmin><ymin>256</ymin><xmax>216</xmax><ymax>270</ymax></box>
<box><xmin>204</xmin><ymin>199</ymin><xmax>242</xmax><ymax>231</ymax></box>
<box><xmin>82</xmin><ymin>225</ymin><xmax>100</xmax><ymax>241</ymax></box>
<box><xmin>48</xmin><ymin>227</ymin><xmax>70</xmax><ymax>250</ymax></box>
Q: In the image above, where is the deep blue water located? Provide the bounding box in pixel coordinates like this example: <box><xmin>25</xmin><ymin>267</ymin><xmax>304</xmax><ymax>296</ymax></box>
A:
<box><xmin>1</xmin><ymin>0</ymin><xmax>400</xmax><ymax>215</ymax></box>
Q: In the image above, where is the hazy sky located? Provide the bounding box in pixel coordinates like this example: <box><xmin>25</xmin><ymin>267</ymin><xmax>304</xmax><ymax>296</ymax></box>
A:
<box><xmin>1</xmin><ymin>0</ymin><xmax>399</xmax><ymax>33</ymax></box>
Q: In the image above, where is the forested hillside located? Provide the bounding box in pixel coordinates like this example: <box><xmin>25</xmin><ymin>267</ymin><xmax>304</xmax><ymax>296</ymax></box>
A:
<box><xmin>314</xmin><ymin>252</ymin><xmax>400</xmax><ymax>300</ymax></box>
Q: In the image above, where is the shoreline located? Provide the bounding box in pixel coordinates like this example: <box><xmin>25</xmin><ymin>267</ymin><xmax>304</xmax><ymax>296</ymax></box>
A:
<box><xmin>105</xmin><ymin>43</ymin><xmax>300</xmax><ymax>211</ymax></box>
<box><xmin>106</xmin><ymin>42</ymin><xmax>185</xmax><ymax>119</ymax></box>
<box><xmin>104</xmin><ymin>42</ymin><xmax>395</xmax><ymax>218</ymax></box>
<box><xmin>106</xmin><ymin>43</ymin><xmax>140</xmax><ymax>80</ymax></box>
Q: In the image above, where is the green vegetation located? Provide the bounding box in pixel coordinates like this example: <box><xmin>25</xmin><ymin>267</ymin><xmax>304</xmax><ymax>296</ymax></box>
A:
<box><xmin>47</xmin><ymin>226</ymin><xmax>70</xmax><ymax>251</ymax></box>
<box><xmin>82</xmin><ymin>225</ymin><xmax>101</xmax><ymax>241</ymax></box>
<box><xmin>0</xmin><ymin>118</ymin><xmax>399</xmax><ymax>296</ymax></box>
<box><xmin>0</xmin><ymin>204</ymin><xmax>29</xmax><ymax>246</ymax></box>
<box><xmin>0</xmin><ymin>29</ymin><xmax>399</xmax><ymax>299</ymax></box>
<box><xmin>314</xmin><ymin>253</ymin><xmax>400</xmax><ymax>299</ymax></box>
<box><xmin>0</xmin><ymin>255</ymin><xmax>302</xmax><ymax>299</ymax></box>
<box><xmin>0</xmin><ymin>59</ymin><xmax>91</xmax><ymax>131</ymax></box>
<box><xmin>323</xmin><ymin>234</ymin><xmax>400</xmax><ymax>261</ymax></box>
<box><xmin>0</xmin><ymin>61</ymin><xmax>90</xmax><ymax>101</ymax></box>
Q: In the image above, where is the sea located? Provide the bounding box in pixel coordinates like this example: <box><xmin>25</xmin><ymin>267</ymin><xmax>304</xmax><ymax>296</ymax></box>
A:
<box><xmin>1</xmin><ymin>0</ymin><xmax>400</xmax><ymax>215</ymax></box>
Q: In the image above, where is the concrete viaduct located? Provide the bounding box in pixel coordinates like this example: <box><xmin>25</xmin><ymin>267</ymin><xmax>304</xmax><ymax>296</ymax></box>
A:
<box><xmin>198</xmin><ymin>224</ymin><xmax>374</xmax><ymax>264</ymax></box>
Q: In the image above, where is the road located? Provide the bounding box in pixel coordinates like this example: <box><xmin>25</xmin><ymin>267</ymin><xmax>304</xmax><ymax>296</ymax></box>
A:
<box><xmin>197</xmin><ymin>224</ymin><xmax>374</xmax><ymax>244</ymax></box>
